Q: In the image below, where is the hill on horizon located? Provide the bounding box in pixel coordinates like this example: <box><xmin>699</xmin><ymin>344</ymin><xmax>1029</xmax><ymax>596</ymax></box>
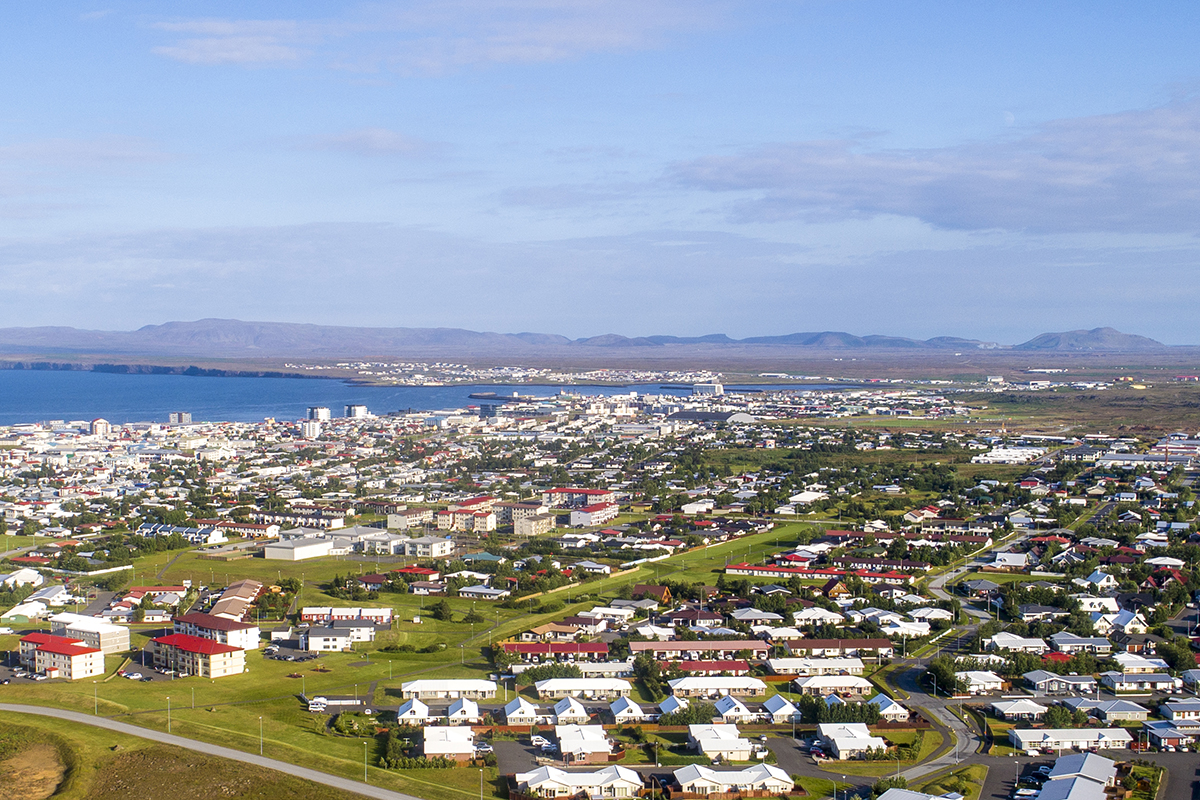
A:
<box><xmin>0</xmin><ymin>319</ymin><xmax>1171</xmax><ymax>359</ymax></box>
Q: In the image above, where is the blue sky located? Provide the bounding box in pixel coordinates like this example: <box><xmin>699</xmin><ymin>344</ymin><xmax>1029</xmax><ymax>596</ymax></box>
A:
<box><xmin>2</xmin><ymin>2</ymin><xmax>1199</xmax><ymax>343</ymax></box>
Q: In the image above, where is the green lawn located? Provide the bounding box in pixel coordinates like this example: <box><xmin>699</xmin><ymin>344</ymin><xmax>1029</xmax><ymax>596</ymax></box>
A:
<box><xmin>916</xmin><ymin>765</ymin><xmax>989</xmax><ymax>800</ymax></box>
<box><xmin>796</xmin><ymin>776</ymin><xmax>851</xmax><ymax>800</ymax></box>
<box><xmin>816</xmin><ymin>731</ymin><xmax>943</xmax><ymax>777</ymax></box>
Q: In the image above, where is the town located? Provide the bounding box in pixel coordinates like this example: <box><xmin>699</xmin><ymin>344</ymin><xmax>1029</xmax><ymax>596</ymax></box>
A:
<box><xmin>0</xmin><ymin>381</ymin><xmax>1194</xmax><ymax>800</ymax></box>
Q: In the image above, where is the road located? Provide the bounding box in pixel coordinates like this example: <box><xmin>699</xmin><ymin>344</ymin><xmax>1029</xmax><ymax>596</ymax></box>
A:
<box><xmin>0</xmin><ymin>703</ymin><xmax>421</xmax><ymax>800</ymax></box>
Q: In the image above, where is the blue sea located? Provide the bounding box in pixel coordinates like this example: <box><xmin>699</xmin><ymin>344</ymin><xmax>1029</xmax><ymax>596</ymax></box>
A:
<box><xmin>0</xmin><ymin>369</ymin><xmax>844</xmax><ymax>425</ymax></box>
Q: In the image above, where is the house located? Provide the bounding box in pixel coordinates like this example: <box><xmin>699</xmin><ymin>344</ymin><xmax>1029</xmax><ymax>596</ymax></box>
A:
<box><xmin>1100</xmin><ymin>672</ymin><xmax>1178</xmax><ymax>693</ymax></box>
<box><xmin>985</xmin><ymin>632</ymin><xmax>1048</xmax><ymax>654</ymax></box>
<box><xmin>173</xmin><ymin>612</ymin><xmax>261</xmax><ymax>651</ymax></box>
<box><xmin>662</xmin><ymin>609</ymin><xmax>726</xmax><ymax>628</ymax></box>
<box><xmin>1046</xmin><ymin>752</ymin><xmax>1117</xmax><ymax>786</ymax></box>
<box><xmin>955</xmin><ymin>670</ymin><xmax>1003</xmax><ymax>695</ymax></box>
<box><xmin>1023</xmin><ymin>670</ymin><xmax>1097</xmax><ymax>695</ymax></box>
<box><xmin>991</xmin><ymin>699</ymin><xmax>1047</xmax><ymax>721</ymax></box>
<box><xmin>631</xmin><ymin>640</ymin><xmax>770</xmax><ymax>660</ymax></box>
<box><xmin>792</xmin><ymin>607</ymin><xmax>846</xmax><ymax>626</ymax></box>
<box><xmin>514</xmin><ymin>766</ymin><xmax>642</xmax><ymax>800</ymax></box>
<box><xmin>423</xmin><ymin>727</ymin><xmax>475</xmax><ymax>761</ymax></box>
<box><xmin>672</xmin><ymin>764</ymin><xmax>793</xmax><ymax>796</ymax></box>
<box><xmin>459</xmin><ymin>585</ymin><xmax>511</xmax><ymax>601</ymax></box>
<box><xmin>147</xmin><ymin>633</ymin><xmax>245</xmax><ymax>678</ymax></box>
<box><xmin>553</xmin><ymin>695</ymin><xmax>591</xmax><ymax>725</ymax></box>
<box><xmin>503</xmin><ymin>642</ymin><xmax>609</xmax><ymax>662</ymax></box>
<box><xmin>816</xmin><ymin>722</ymin><xmax>886</xmax><ymax>760</ymax></box>
<box><xmin>535</xmin><ymin>678</ymin><xmax>632</xmax><ymax>699</ymax></box>
<box><xmin>1008</xmin><ymin>728</ymin><xmax>1131</xmax><ymax>752</ymax></box>
<box><xmin>762</xmin><ymin>694</ymin><xmax>801</xmax><ymax>724</ymax></box>
<box><xmin>0</xmin><ymin>568</ymin><xmax>45</xmax><ymax>588</ymax></box>
<box><xmin>504</xmin><ymin>696</ymin><xmax>542</xmax><ymax>725</ymax></box>
<box><xmin>1141</xmin><ymin>719</ymin><xmax>1200</xmax><ymax>749</ymax></box>
<box><xmin>299</xmin><ymin>626</ymin><xmax>354</xmax><ymax>652</ymax></box>
<box><xmin>688</xmin><ymin>724</ymin><xmax>754</xmax><ymax>761</ymax></box>
<box><xmin>633</xmin><ymin>585</ymin><xmax>672</xmax><ymax>605</ymax></box>
<box><xmin>555</xmin><ymin>725</ymin><xmax>614</xmax><ymax>764</ymax></box>
<box><xmin>610</xmin><ymin>697</ymin><xmax>648</xmax><ymax>724</ymax></box>
<box><xmin>1019</xmin><ymin>604</ymin><xmax>1067</xmax><ymax>623</ymax></box>
<box><xmin>1111</xmin><ymin>652</ymin><xmax>1169</xmax><ymax>674</ymax></box>
<box><xmin>397</xmin><ymin>698</ymin><xmax>431</xmax><ymax>725</ymax></box>
<box><xmin>446</xmin><ymin>697</ymin><xmax>480</xmax><ymax>725</ymax></box>
<box><xmin>49</xmin><ymin>613</ymin><xmax>130</xmax><ymax>654</ymax></box>
<box><xmin>868</xmin><ymin>694</ymin><xmax>910</xmax><ymax>722</ymax></box>
<box><xmin>399</xmin><ymin>679</ymin><xmax>497</xmax><ymax>699</ymax></box>
<box><xmin>17</xmin><ymin>633</ymin><xmax>104</xmax><ymax>680</ymax></box>
<box><xmin>990</xmin><ymin>552</ymin><xmax>1028</xmax><ymax>571</ymax></box>
<box><xmin>1048</xmin><ymin>632</ymin><xmax>1111</xmax><ymax>655</ymax></box>
<box><xmin>792</xmin><ymin>675</ymin><xmax>873</xmax><ymax>697</ymax></box>
<box><xmin>1084</xmin><ymin>570</ymin><xmax>1118</xmax><ymax>590</ymax></box>
<box><xmin>783</xmin><ymin>638</ymin><xmax>894</xmax><ymax>659</ymax></box>
<box><xmin>658</xmin><ymin>695</ymin><xmax>688</xmax><ymax>717</ymax></box>
<box><xmin>767</xmin><ymin>657</ymin><xmax>864</xmax><ymax>676</ymax></box>
<box><xmin>1160</xmin><ymin>698</ymin><xmax>1200</xmax><ymax>721</ymax></box>
<box><xmin>667</xmin><ymin>677</ymin><xmax>767</xmax><ymax>698</ymax></box>
<box><xmin>729</xmin><ymin>608</ymin><xmax>784</xmax><ymax>625</ymax></box>
<box><xmin>714</xmin><ymin>695</ymin><xmax>756</xmax><ymax>724</ymax></box>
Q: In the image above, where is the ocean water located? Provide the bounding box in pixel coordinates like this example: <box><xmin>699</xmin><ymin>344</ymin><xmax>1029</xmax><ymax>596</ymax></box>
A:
<box><xmin>0</xmin><ymin>369</ymin><xmax>843</xmax><ymax>425</ymax></box>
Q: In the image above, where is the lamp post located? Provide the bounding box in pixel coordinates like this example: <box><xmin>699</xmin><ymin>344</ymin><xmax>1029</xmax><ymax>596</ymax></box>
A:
<box><xmin>654</xmin><ymin>741</ymin><xmax>659</xmax><ymax>767</ymax></box>
<box><xmin>480</xmin><ymin>768</ymin><xmax>484</xmax><ymax>800</ymax></box>
<box><xmin>363</xmin><ymin>741</ymin><xmax>369</xmax><ymax>783</ymax></box>
<box><xmin>259</xmin><ymin>716</ymin><xmax>263</xmax><ymax>755</ymax></box>
<box><xmin>93</xmin><ymin>682</ymin><xmax>98</xmax><ymax>715</ymax></box>
<box><xmin>167</xmin><ymin>696</ymin><xmax>171</xmax><ymax>734</ymax></box>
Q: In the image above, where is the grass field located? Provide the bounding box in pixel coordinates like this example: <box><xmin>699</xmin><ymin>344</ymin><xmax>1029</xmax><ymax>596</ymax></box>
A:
<box><xmin>817</xmin><ymin>731</ymin><xmax>943</xmax><ymax>777</ymax></box>
<box><xmin>795</xmin><ymin>776</ymin><xmax>851</xmax><ymax>800</ymax></box>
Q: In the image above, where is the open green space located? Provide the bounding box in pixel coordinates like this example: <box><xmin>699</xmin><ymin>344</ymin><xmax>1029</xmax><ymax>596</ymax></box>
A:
<box><xmin>915</xmin><ymin>765</ymin><xmax>989</xmax><ymax>800</ymax></box>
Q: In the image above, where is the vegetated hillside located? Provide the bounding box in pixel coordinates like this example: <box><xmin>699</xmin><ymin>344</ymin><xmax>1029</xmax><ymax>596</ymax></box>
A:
<box><xmin>1014</xmin><ymin>327</ymin><xmax>1167</xmax><ymax>351</ymax></box>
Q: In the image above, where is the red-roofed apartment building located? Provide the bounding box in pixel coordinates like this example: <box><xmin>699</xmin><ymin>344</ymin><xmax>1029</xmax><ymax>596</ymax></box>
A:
<box><xmin>148</xmin><ymin>633</ymin><xmax>246</xmax><ymax>678</ymax></box>
<box><xmin>19</xmin><ymin>633</ymin><xmax>104</xmax><ymax>680</ymax></box>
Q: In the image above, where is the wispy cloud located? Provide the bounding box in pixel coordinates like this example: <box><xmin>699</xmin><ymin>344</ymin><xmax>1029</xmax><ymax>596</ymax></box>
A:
<box><xmin>671</xmin><ymin>98</ymin><xmax>1200</xmax><ymax>234</ymax></box>
<box><xmin>307</xmin><ymin>127</ymin><xmax>438</xmax><ymax>157</ymax></box>
<box><xmin>0</xmin><ymin>136</ymin><xmax>169</xmax><ymax>165</ymax></box>
<box><xmin>151</xmin><ymin>19</ymin><xmax>317</xmax><ymax>65</ymax></box>
<box><xmin>149</xmin><ymin>1</ymin><xmax>723</xmax><ymax>72</ymax></box>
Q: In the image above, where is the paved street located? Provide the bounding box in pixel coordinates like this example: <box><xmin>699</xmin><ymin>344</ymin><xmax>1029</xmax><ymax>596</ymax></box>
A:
<box><xmin>0</xmin><ymin>703</ymin><xmax>419</xmax><ymax>800</ymax></box>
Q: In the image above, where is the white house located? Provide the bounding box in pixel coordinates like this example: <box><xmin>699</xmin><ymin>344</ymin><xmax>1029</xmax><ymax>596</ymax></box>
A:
<box><xmin>986</xmin><ymin>632</ymin><xmax>1048</xmax><ymax>654</ymax></box>
<box><xmin>668</xmin><ymin>677</ymin><xmax>767</xmax><ymax>698</ymax></box>
<box><xmin>869</xmin><ymin>694</ymin><xmax>910</xmax><ymax>722</ymax></box>
<box><xmin>762</xmin><ymin>694</ymin><xmax>801</xmax><ymax>724</ymax></box>
<box><xmin>816</xmin><ymin>722</ymin><xmax>886</xmax><ymax>760</ymax></box>
<box><xmin>767</xmin><ymin>657</ymin><xmax>864</xmax><ymax>676</ymax></box>
<box><xmin>535</xmin><ymin>678</ymin><xmax>631</xmax><ymax>699</ymax></box>
<box><xmin>610</xmin><ymin>697</ymin><xmax>648</xmax><ymax>724</ymax></box>
<box><xmin>1160</xmin><ymin>698</ymin><xmax>1200</xmax><ymax>721</ymax></box>
<box><xmin>793</xmin><ymin>675</ymin><xmax>873</xmax><ymax>697</ymax></box>
<box><xmin>397</xmin><ymin>698</ymin><xmax>431</xmax><ymax>724</ymax></box>
<box><xmin>991</xmin><ymin>699</ymin><xmax>1048</xmax><ymax>721</ymax></box>
<box><xmin>446</xmin><ymin>697</ymin><xmax>481</xmax><ymax>725</ymax></box>
<box><xmin>673</xmin><ymin>764</ymin><xmax>792</xmax><ymax>795</ymax></box>
<box><xmin>504</xmin><ymin>696</ymin><xmax>543</xmax><ymax>725</ymax></box>
<box><xmin>956</xmin><ymin>670</ymin><xmax>1004</xmax><ymax>695</ymax></box>
<box><xmin>400</xmin><ymin>679</ymin><xmax>497</xmax><ymax>699</ymax></box>
<box><xmin>423</xmin><ymin>726</ymin><xmax>476</xmax><ymax>760</ymax></box>
<box><xmin>515</xmin><ymin>766</ymin><xmax>642</xmax><ymax>800</ymax></box>
<box><xmin>555</xmin><ymin>724</ymin><xmax>614</xmax><ymax>764</ymax></box>
<box><xmin>0</xmin><ymin>568</ymin><xmax>44</xmax><ymax>588</ymax></box>
<box><xmin>688</xmin><ymin>724</ymin><xmax>754</xmax><ymax>761</ymax></box>
<box><xmin>1008</xmin><ymin>728</ymin><xmax>1131</xmax><ymax>752</ymax></box>
<box><xmin>553</xmin><ymin>696</ymin><xmax>590</xmax><ymax>725</ymax></box>
<box><xmin>714</xmin><ymin>695</ymin><xmax>756</xmax><ymax>724</ymax></box>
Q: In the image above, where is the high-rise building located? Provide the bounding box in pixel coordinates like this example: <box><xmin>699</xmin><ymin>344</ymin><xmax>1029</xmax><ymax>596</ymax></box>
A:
<box><xmin>300</xmin><ymin>420</ymin><xmax>322</xmax><ymax>439</ymax></box>
<box><xmin>307</xmin><ymin>407</ymin><xmax>332</xmax><ymax>421</ymax></box>
<box><xmin>90</xmin><ymin>418</ymin><xmax>112</xmax><ymax>436</ymax></box>
<box><xmin>344</xmin><ymin>404</ymin><xmax>369</xmax><ymax>418</ymax></box>
<box><xmin>168</xmin><ymin>411</ymin><xmax>192</xmax><ymax>424</ymax></box>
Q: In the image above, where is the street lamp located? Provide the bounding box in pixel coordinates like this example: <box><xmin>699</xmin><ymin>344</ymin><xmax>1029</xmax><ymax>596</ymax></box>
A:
<box><xmin>480</xmin><ymin>768</ymin><xmax>484</xmax><ymax>800</ymax></box>
<box><xmin>259</xmin><ymin>716</ymin><xmax>263</xmax><ymax>755</ymax></box>
<box><xmin>167</xmin><ymin>696</ymin><xmax>171</xmax><ymax>734</ymax></box>
<box><xmin>363</xmin><ymin>741</ymin><xmax>369</xmax><ymax>783</ymax></box>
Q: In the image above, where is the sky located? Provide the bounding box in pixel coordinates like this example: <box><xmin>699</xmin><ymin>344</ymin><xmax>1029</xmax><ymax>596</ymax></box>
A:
<box><xmin>2</xmin><ymin>1</ymin><xmax>1199</xmax><ymax>344</ymax></box>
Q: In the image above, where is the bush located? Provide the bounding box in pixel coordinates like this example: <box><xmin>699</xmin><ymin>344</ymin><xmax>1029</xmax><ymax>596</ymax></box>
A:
<box><xmin>521</xmin><ymin>663</ymin><xmax>583</xmax><ymax>683</ymax></box>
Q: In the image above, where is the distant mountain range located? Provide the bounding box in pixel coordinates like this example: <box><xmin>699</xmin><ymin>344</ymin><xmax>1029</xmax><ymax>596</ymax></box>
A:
<box><xmin>0</xmin><ymin>320</ymin><xmax>1171</xmax><ymax>359</ymax></box>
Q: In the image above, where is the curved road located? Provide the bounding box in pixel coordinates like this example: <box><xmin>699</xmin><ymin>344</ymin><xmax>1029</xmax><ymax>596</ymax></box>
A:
<box><xmin>0</xmin><ymin>703</ymin><xmax>420</xmax><ymax>800</ymax></box>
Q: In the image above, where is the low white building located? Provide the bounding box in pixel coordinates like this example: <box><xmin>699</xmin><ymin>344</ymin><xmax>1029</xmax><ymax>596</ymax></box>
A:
<box><xmin>816</xmin><ymin>722</ymin><xmax>886</xmax><ymax>760</ymax></box>
<box><xmin>714</xmin><ymin>695</ymin><xmax>755</xmax><ymax>724</ymax></box>
<box><xmin>668</xmin><ymin>676</ymin><xmax>767</xmax><ymax>698</ymax></box>
<box><xmin>762</xmin><ymin>694</ymin><xmax>801</xmax><ymax>724</ymax></box>
<box><xmin>400</xmin><ymin>679</ymin><xmax>497</xmax><ymax>699</ymax></box>
<box><xmin>767</xmin><ymin>657</ymin><xmax>864</xmax><ymax>676</ymax></box>
<box><xmin>793</xmin><ymin>674</ymin><xmax>873</xmax><ymax>697</ymax></box>
<box><xmin>956</xmin><ymin>670</ymin><xmax>1004</xmax><ymax>695</ymax></box>
<box><xmin>504</xmin><ymin>696</ymin><xmax>543</xmax><ymax>725</ymax></box>
<box><xmin>688</xmin><ymin>724</ymin><xmax>754</xmax><ymax>761</ymax></box>
<box><xmin>515</xmin><ymin>765</ymin><xmax>642</xmax><ymax>799</ymax></box>
<box><xmin>423</xmin><ymin>726</ymin><xmax>476</xmax><ymax>760</ymax></box>
<box><xmin>553</xmin><ymin>696</ymin><xmax>590</xmax><ymax>725</ymax></box>
<box><xmin>446</xmin><ymin>697</ymin><xmax>481</xmax><ymax>725</ymax></box>
<box><xmin>535</xmin><ymin>678</ymin><xmax>631</xmax><ymax>699</ymax></box>
<box><xmin>986</xmin><ymin>632</ymin><xmax>1048</xmax><ymax>654</ymax></box>
<box><xmin>555</xmin><ymin>724</ymin><xmax>613</xmax><ymax>764</ymax></box>
<box><xmin>869</xmin><ymin>694</ymin><xmax>910</xmax><ymax>722</ymax></box>
<box><xmin>673</xmin><ymin>764</ymin><xmax>792</xmax><ymax>795</ymax></box>
<box><xmin>1008</xmin><ymin>728</ymin><xmax>1132</xmax><ymax>752</ymax></box>
<box><xmin>610</xmin><ymin>696</ymin><xmax>648</xmax><ymax>724</ymax></box>
<box><xmin>397</xmin><ymin>698</ymin><xmax>431</xmax><ymax>724</ymax></box>
<box><xmin>992</xmin><ymin>699</ymin><xmax>1048</xmax><ymax>721</ymax></box>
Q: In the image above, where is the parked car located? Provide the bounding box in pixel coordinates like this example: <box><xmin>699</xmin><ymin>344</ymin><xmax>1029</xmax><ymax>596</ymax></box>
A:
<box><xmin>475</xmin><ymin>743</ymin><xmax>494</xmax><ymax>754</ymax></box>
<box><xmin>531</xmin><ymin>736</ymin><xmax>549</xmax><ymax>747</ymax></box>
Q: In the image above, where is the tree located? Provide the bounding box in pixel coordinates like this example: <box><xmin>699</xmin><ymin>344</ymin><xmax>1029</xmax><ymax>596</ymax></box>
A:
<box><xmin>430</xmin><ymin>600</ymin><xmax>453</xmax><ymax>621</ymax></box>
<box><xmin>1044</xmin><ymin>705</ymin><xmax>1072</xmax><ymax>728</ymax></box>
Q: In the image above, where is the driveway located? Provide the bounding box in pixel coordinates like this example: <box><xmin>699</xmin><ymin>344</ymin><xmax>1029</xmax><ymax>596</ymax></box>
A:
<box><xmin>492</xmin><ymin>738</ymin><xmax>539</xmax><ymax>776</ymax></box>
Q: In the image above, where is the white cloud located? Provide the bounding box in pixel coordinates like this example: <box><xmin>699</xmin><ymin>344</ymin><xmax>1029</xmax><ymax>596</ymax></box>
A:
<box><xmin>670</xmin><ymin>98</ymin><xmax>1200</xmax><ymax>234</ymax></box>
<box><xmin>309</xmin><ymin>127</ymin><xmax>437</xmax><ymax>157</ymax></box>
<box><xmin>148</xmin><ymin>1</ymin><xmax>722</xmax><ymax>71</ymax></box>
<box><xmin>0</xmin><ymin>136</ymin><xmax>168</xmax><ymax>165</ymax></box>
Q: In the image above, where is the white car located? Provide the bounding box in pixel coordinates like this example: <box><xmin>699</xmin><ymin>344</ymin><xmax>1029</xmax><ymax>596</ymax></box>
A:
<box><xmin>531</xmin><ymin>736</ymin><xmax>549</xmax><ymax>747</ymax></box>
<box><xmin>125</xmin><ymin>672</ymin><xmax>142</xmax><ymax>680</ymax></box>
